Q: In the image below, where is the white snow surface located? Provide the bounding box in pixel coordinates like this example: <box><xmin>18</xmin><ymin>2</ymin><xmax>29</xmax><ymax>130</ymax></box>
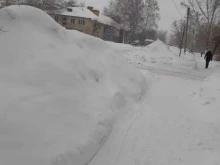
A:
<box><xmin>91</xmin><ymin>39</ymin><xmax>220</xmax><ymax>165</ymax></box>
<box><xmin>1</xmin><ymin>5</ymin><xmax>220</xmax><ymax>165</ymax></box>
<box><xmin>193</xmin><ymin>73</ymin><xmax>220</xmax><ymax>124</ymax></box>
<box><xmin>0</xmin><ymin>6</ymin><xmax>147</xmax><ymax>165</ymax></box>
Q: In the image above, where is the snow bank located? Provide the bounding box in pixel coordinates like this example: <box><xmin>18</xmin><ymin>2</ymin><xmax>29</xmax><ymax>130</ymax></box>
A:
<box><xmin>193</xmin><ymin>73</ymin><xmax>220</xmax><ymax>124</ymax></box>
<box><xmin>0</xmin><ymin>6</ymin><xmax>148</xmax><ymax>165</ymax></box>
<box><xmin>144</xmin><ymin>40</ymin><xmax>174</xmax><ymax>56</ymax></box>
<box><xmin>122</xmin><ymin>40</ymin><xmax>174</xmax><ymax>65</ymax></box>
<box><xmin>122</xmin><ymin>40</ymin><xmax>196</xmax><ymax>70</ymax></box>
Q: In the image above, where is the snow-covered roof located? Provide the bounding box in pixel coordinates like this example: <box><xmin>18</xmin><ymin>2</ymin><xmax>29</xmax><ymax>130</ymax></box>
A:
<box><xmin>58</xmin><ymin>7</ymin><xmax>98</xmax><ymax>19</ymax></box>
<box><xmin>94</xmin><ymin>15</ymin><xmax>121</xmax><ymax>29</ymax></box>
<box><xmin>52</xmin><ymin>7</ymin><xmax>121</xmax><ymax>29</ymax></box>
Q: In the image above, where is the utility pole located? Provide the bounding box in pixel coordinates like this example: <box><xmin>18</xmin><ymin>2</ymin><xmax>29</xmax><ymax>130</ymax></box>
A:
<box><xmin>179</xmin><ymin>26</ymin><xmax>185</xmax><ymax>57</ymax></box>
<box><xmin>192</xmin><ymin>29</ymin><xmax>195</xmax><ymax>53</ymax></box>
<box><xmin>184</xmin><ymin>7</ymin><xmax>190</xmax><ymax>54</ymax></box>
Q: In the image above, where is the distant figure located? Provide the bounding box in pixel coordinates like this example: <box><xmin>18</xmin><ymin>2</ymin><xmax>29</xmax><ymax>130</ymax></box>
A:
<box><xmin>201</xmin><ymin>51</ymin><xmax>203</xmax><ymax>57</ymax></box>
<box><xmin>204</xmin><ymin>50</ymin><xmax>213</xmax><ymax>69</ymax></box>
<box><xmin>201</xmin><ymin>50</ymin><xmax>205</xmax><ymax>57</ymax></box>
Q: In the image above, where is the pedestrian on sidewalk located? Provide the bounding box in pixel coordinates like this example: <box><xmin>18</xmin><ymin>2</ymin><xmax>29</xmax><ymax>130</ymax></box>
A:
<box><xmin>201</xmin><ymin>50</ymin><xmax>205</xmax><ymax>57</ymax></box>
<box><xmin>204</xmin><ymin>50</ymin><xmax>213</xmax><ymax>69</ymax></box>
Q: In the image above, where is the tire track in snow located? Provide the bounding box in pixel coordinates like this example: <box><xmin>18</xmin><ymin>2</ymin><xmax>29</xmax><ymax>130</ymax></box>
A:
<box><xmin>140</xmin><ymin>66</ymin><xmax>206</xmax><ymax>80</ymax></box>
<box><xmin>114</xmin><ymin>114</ymin><xmax>141</xmax><ymax>164</ymax></box>
<box><xmin>85</xmin><ymin>130</ymin><xmax>112</xmax><ymax>165</ymax></box>
<box><xmin>114</xmin><ymin>96</ymin><xmax>155</xmax><ymax>165</ymax></box>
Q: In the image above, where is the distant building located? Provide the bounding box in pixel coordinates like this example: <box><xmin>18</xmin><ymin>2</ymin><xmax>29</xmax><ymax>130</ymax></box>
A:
<box><xmin>49</xmin><ymin>6</ymin><xmax>127</xmax><ymax>43</ymax></box>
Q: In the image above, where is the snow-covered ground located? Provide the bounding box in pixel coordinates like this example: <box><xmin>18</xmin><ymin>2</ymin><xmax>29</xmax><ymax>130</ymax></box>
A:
<box><xmin>89</xmin><ymin>39</ymin><xmax>220</xmax><ymax>165</ymax></box>
<box><xmin>1</xmin><ymin>5</ymin><xmax>220</xmax><ymax>165</ymax></box>
<box><xmin>0</xmin><ymin>6</ymin><xmax>148</xmax><ymax>165</ymax></box>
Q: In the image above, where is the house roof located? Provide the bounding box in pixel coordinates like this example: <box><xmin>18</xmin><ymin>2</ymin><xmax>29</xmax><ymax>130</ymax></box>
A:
<box><xmin>59</xmin><ymin>7</ymin><xmax>98</xmax><ymax>19</ymax></box>
<box><xmin>95</xmin><ymin>15</ymin><xmax>121</xmax><ymax>29</ymax></box>
<box><xmin>52</xmin><ymin>7</ymin><xmax>121</xmax><ymax>29</ymax></box>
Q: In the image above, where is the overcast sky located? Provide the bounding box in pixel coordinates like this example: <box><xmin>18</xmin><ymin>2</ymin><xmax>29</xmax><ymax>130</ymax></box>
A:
<box><xmin>83</xmin><ymin>0</ymin><xmax>186</xmax><ymax>30</ymax></box>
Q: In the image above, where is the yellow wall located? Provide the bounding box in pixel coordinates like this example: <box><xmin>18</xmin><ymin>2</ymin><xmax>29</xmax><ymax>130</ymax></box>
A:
<box><xmin>93</xmin><ymin>22</ymin><xmax>104</xmax><ymax>39</ymax></box>
<box><xmin>51</xmin><ymin>14</ymin><xmax>94</xmax><ymax>35</ymax></box>
<box><xmin>49</xmin><ymin>14</ymin><xmax>122</xmax><ymax>42</ymax></box>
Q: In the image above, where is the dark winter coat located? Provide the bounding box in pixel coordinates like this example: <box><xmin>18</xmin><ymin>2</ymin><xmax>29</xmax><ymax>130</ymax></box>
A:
<box><xmin>204</xmin><ymin>51</ymin><xmax>213</xmax><ymax>62</ymax></box>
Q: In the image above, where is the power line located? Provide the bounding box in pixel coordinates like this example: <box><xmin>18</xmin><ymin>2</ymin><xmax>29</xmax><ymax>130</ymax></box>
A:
<box><xmin>170</xmin><ymin>0</ymin><xmax>184</xmax><ymax>17</ymax></box>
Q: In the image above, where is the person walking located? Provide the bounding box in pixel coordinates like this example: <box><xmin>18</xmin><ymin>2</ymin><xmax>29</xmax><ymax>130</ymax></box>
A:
<box><xmin>204</xmin><ymin>50</ymin><xmax>213</xmax><ymax>69</ymax></box>
<box><xmin>201</xmin><ymin>50</ymin><xmax>204</xmax><ymax>57</ymax></box>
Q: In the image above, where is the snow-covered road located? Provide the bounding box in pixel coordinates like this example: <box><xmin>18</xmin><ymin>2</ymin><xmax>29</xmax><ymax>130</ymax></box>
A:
<box><xmin>88</xmin><ymin>52</ymin><xmax>220</xmax><ymax>165</ymax></box>
<box><xmin>89</xmin><ymin>72</ymin><xmax>220</xmax><ymax>165</ymax></box>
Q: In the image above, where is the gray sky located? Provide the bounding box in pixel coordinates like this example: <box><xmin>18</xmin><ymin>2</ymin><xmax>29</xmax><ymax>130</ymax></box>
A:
<box><xmin>83</xmin><ymin>0</ymin><xmax>186</xmax><ymax>30</ymax></box>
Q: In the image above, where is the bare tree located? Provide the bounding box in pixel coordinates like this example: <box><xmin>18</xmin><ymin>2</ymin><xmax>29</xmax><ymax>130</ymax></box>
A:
<box><xmin>103</xmin><ymin>0</ymin><xmax>123</xmax><ymax>23</ymax></box>
<box><xmin>104</xmin><ymin>0</ymin><xmax>160</xmax><ymax>43</ymax></box>
<box><xmin>157</xmin><ymin>30</ymin><xmax>167</xmax><ymax>43</ymax></box>
<box><xmin>26</xmin><ymin>0</ymin><xmax>43</xmax><ymax>9</ymax></box>
<box><xmin>185</xmin><ymin>0</ymin><xmax>220</xmax><ymax>49</ymax></box>
<box><xmin>169</xmin><ymin>19</ymin><xmax>185</xmax><ymax>48</ymax></box>
<box><xmin>0</xmin><ymin>0</ymin><xmax>18</xmax><ymax>7</ymax></box>
<box><xmin>66</xmin><ymin>0</ymin><xmax>78</xmax><ymax>7</ymax></box>
<box><xmin>137</xmin><ymin>0</ymin><xmax>160</xmax><ymax>44</ymax></box>
<box><xmin>79</xmin><ymin>1</ymin><xmax>85</xmax><ymax>7</ymax></box>
<box><xmin>23</xmin><ymin>0</ymin><xmax>66</xmax><ymax>10</ymax></box>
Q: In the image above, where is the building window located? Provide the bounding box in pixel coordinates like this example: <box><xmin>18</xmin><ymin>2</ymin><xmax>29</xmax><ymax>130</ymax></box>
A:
<box><xmin>71</xmin><ymin>19</ymin><xmax>75</xmax><ymax>24</ymax></box>
<box><xmin>63</xmin><ymin>22</ymin><xmax>67</xmax><ymax>25</ymax></box>
<box><xmin>78</xmin><ymin>19</ymin><xmax>85</xmax><ymax>25</ymax></box>
<box><xmin>63</xmin><ymin>17</ymin><xmax>67</xmax><ymax>21</ymax></box>
<box><xmin>55</xmin><ymin>16</ymin><xmax>59</xmax><ymax>22</ymax></box>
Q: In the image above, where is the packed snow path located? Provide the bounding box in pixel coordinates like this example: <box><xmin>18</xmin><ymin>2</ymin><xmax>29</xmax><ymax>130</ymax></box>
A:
<box><xmin>88</xmin><ymin>63</ymin><xmax>220</xmax><ymax>165</ymax></box>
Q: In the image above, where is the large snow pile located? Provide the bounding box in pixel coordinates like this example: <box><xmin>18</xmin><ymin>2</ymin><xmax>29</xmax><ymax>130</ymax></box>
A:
<box><xmin>0</xmin><ymin>6</ymin><xmax>148</xmax><ymax>165</ymax></box>
<box><xmin>142</xmin><ymin>40</ymin><xmax>176</xmax><ymax>64</ymax></box>
<box><xmin>122</xmin><ymin>40</ymin><xmax>196</xmax><ymax>70</ymax></box>
<box><xmin>193</xmin><ymin>73</ymin><xmax>220</xmax><ymax>124</ymax></box>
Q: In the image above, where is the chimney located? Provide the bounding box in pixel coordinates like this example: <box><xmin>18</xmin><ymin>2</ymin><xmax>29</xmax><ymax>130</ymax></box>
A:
<box><xmin>87</xmin><ymin>6</ymin><xmax>100</xmax><ymax>16</ymax></box>
<box><xmin>87</xmin><ymin>6</ymin><xmax>93</xmax><ymax>10</ymax></box>
<box><xmin>92</xmin><ymin>9</ymin><xmax>100</xmax><ymax>16</ymax></box>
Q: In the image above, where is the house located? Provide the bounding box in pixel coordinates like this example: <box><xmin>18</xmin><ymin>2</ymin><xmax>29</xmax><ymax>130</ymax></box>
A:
<box><xmin>49</xmin><ymin>6</ymin><xmax>125</xmax><ymax>43</ymax></box>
